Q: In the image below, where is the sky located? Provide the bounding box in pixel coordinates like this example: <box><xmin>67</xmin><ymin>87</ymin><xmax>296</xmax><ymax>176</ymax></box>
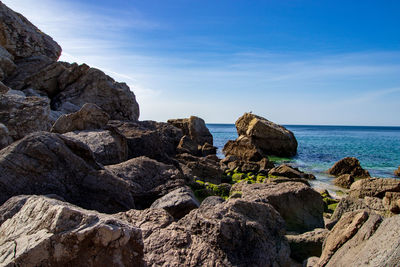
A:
<box><xmin>3</xmin><ymin>0</ymin><xmax>400</xmax><ymax>125</ymax></box>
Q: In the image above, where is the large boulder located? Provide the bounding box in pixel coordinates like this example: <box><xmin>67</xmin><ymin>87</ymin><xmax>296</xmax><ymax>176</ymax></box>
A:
<box><xmin>223</xmin><ymin>135</ymin><xmax>265</xmax><ymax>162</ymax></box>
<box><xmin>0</xmin><ymin>131</ymin><xmax>135</xmax><ymax>213</ymax></box>
<box><xmin>0</xmin><ymin>90</ymin><xmax>52</xmax><ymax>140</ymax></box>
<box><xmin>107</xmin><ymin>120</ymin><xmax>183</xmax><ymax>163</ymax></box>
<box><xmin>0</xmin><ymin>3</ymin><xmax>61</xmax><ymax>61</ymax></box>
<box><xmin>123</xmin><ymin>198</ymin><xmax>291</xmax><ymax>266</ymax></box>
<box><xmin>328</xmin><ymin>157</ymin><xmax>370</xmax><ymax>178</ymax></box>
<box><xmin>51</xmin><ymin>103</ymin><xmax>109</xmax><ymax>134</ymax></box>
<box><xmin>63</xmin><ymin>129</ymin><xmax>128</xmax><ymax>165</ymax></box>
<box><xmin>233</xmin><ymin>112</ymin><xmax>297</xmax><ymax>157</ymax></box>
<box><xmin>349</xmin><ymin>177</ymin><xmax>400</xmax><ymax>199</ymax></box>
<box><xmin>168</xmin><ymin>115</ymin><xmax>213</xmax><ymax>146</ymax></box>
<box><xmin>333</xmin><ymin>174</ymin><xmax>354</xmax><ymax>189</ymax></box>
<box><xmin>0</xmin><ymin>195</ymin><xmax>144</xmax><ymax>266</ymax></box>
<box><xmin>150</xmin><ymin>186</ymin><xmax>199</xmax><ymax>220</ymax></box>
<box><xmin>286</xmin><ymin>228</ymin><xmax>329</xmax><ymax>263</ymax></box>
<box><xmin>105</xmin><ymin>156</ymin><xmax>185</xmax><ymax>209</ymax></box>
<box><xmin>177</xmin><ymin>153</ymin><xmax>224</xmax><ymax>184</ymax></box>
<box><xmin>269</xmin><ymin>164</ymin><xmax>316</xmax><ymax>179</ymax></box>
<box><xmin>240</xmin><ymin>182</ymin><xmax>324</xmax><ymax>233</ymax></box>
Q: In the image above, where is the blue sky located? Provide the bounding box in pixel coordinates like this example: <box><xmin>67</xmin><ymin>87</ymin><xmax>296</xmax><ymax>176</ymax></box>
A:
<box><xmin>4</xmin><ymin>0</ymin><xmax>400</xmax><ymax>125</ymax></box>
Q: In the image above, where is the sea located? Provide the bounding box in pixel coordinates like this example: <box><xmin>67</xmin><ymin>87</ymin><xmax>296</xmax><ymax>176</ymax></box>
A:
<box><xmin>208</xmin><ymin>124</ymin><xmax>400</xmax><ymax>195</ymax></box>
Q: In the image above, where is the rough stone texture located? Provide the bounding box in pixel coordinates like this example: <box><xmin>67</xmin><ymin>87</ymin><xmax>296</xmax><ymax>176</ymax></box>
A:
<box><xmin>265</xmin><ymin>177</ymin><xmax>311</xmax><ymax>186</ymax></box>
<box><xmin>305</xmin><ymin>257</ymin><xmax>320</xmax><ymax>267</ymax></box>
<box><xmin>0</xmin><ymin>131</ymin><xmax>135</xmax><ymax>213</ymax></box>
<box><xmin>331</xmin><ymin>196</ymin><xmax>386</xmax><ymax>222</ymax></box>
<box><xmin>395</xmin><ymin>166</ymin><xmax>400</xmax><ymax>177</ymax></box>
<box><xmin>0</xmin><ymin>90</ymin><xmax>51</xmax><ymax>140</ymax></box>
<box><xmin>269</xmin><ymin>164</ymin><xmax>315</xmax><ymax>180</ymax></box>
<box><xmin>328</xmin><ymin>157</ymin><xmax>370</xmax><ymax>178</ymax></box>
<box><xmin>0</xmin><ymin>122</ymin><xmax>12</xmax><ymax>149</ymax></box>
<box><xmin>51</xmin><ymin>103</ymin><xmax>109</xmax><ymax>134</ymax></box>
<box><xmin>0</xmin><ymin>3</ymin><xmax>61</xmax><ymax>60</ymax></box>
<box><xmin>286</xmin><ymin>228</ymin><xmax>329</xmax><ymax>263</ymax></box>
<box><xmin>131</xmin><ymin>198</ymin><xmax>291</xmax><ymax>266</ymax></box>
<box><xmin>223</xmin><ymin>135</ymin><xmax>265</xmax><ymax>162</ymax></box>
<box><xmin>382</xmin><ymin>192</ymin><xmax>400</xmax><ymax>213</ymax></box>
<box><xmin>0</xmin><ymin>45</ymin><xmax>16</xmax><ymax>80</ymax></box>
<box><xmin>241</xmin><ymin>182</ymin><xmax>324</xmax><ymax>233</ymax></box>
<box><xmin>201</xmin><ymin>142</ymin><xmax>217</xmax><ymax>156</ymax></box>
<box><xmin>234</xmin><ymin>112</ymin><xmax>298</xmax><ymax>157</ymax></box>
<box><xmin>63</xmin><ymin>129</ymin><xmax>128</xmax><ymax>165</ymax></box>
<box><xmin>105</xmin><ymin>156</ymin><xmax>185</xmax><ymax>209</ymax></box>
<box><xmin>177</xmin><ymin>153</ymin><xmax>224</xmax><ymax>184</ymax></box>
<box><xmin>108</xmin><ymin>120</ymin><xmax>182</xmax><ymax>164</ymax></box>
<box><xmin>349</xmin><ymin>177</ymin><xmax>400</xmax><ymax>199</ymax></box>
<box><xmin>0</xmin><ymin>195</ymin><xmax>144</xmax><ymax>267</ymax></box>
<box><xmin>177</xmin><ymin>135</ymin><xmax>199</xmax><ymax>155</ymax></box>
<box><xmin>168</xmin><ymin>115</ymin><xmax>213</xmax><ymax>146</ymax></box>
<box><xmin>150</xmin><ymin>186</ymin><xmax>200</xmax><ymax>220</ymax></box>
<box><xmin>333</xmin><ymin>174</ymin><xmax>354</xmax><ymax>189</ymax></box>
<box><xmin>0</xmin><ymin>80</ymin><xmax>8</xmax><ymax>93</ymax></box>
<box><xmin>317</xmin><ymin>211</ymin><xmax>370</xmax><ymax>266</ymax></box>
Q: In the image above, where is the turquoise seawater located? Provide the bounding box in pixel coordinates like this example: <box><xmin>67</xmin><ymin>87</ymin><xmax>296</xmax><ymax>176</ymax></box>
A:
<box><xmin>208</xmin><ymin>124</ymin><xmax>400</xmax><ymax>192</ymax></box>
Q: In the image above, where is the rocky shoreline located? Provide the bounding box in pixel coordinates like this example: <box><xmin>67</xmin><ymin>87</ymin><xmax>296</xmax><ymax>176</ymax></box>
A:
<box><xmin>0</xmin><ymin>3</ymin><xmax>399</xmax><ymax>266</ymax></box>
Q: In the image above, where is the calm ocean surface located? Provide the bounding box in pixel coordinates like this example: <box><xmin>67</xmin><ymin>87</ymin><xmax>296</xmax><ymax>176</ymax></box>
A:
<box><xmin>208</xmin><ymin>124</ymin><xmax>400</xmax><ymax>192</ymax></box>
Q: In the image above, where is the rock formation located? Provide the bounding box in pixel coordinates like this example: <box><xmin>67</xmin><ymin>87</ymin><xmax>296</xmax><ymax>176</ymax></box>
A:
<box><xmin>328</xmin><ymin>157</ymin><xmax>370</xmax><ymax>178</ymax></box>
<box><xmin>349</xmin><ymin>177</ymin><xmax>400</xmax><ymax>199</ymax></box>
<box><xmin>269</xmin><ymin>164</ymin><xmax>316</xmax><ymax>179</ymax></box>
<box><xmin>395</xmin><ymin>166</ymin><xmax>400</xmax><ymax>177</ymax></box>
<box><xmin>333</xmin><ymin>173</ymin><xmax>354</xmax><ymax>188</ymax></box>
<box><xmin>168</xmin><ymin>115</ymin><xmax>213</xmax><ymax>146</ymax></box>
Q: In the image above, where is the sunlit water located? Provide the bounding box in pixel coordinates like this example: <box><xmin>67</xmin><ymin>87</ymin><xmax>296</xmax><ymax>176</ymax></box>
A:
<box><xmin>208</xmin><ymin>124</ymin><xmax>400</xmax><ymax>195</ymax></box>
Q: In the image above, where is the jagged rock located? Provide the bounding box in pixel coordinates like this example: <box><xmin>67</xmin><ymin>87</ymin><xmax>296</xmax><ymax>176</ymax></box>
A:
<box><xmin>382</xmin><ymin>192</ymin><xmax>400</xmax><ymax>213</ymax></box>
<box><xmin>0</xmin><ymin>122</ymin><xmax>12</xmax><ymax>149</ymax></box>
<box><xmin>223</xmin><ymin>135</ymin><xmax>265</xmax><ymax>161</ymax></box>
<box><xmin>168</xmin><ymin>115</ymin><xmax>213</xmax><ymax>146</ymax></box>
<box><xmin>107</xmin><ymin>120</ymin><xmax>182</xmax><ymax>163</ymax></box>
<box><xmin>286</xmin><ymin>228</ymin><xmax>329</xmax><ymax>262</ymax></box>
<box><xmin>177</xmin><ymin>135</ymin><xmax>199</xmax><ymax>155</ymax></box>
<box><xmin>333</xmin><ymin>174</ymin><xmax>354</xmax><ymax>188</ymax></box>
<box><xmin>0</xmin><ymin>45</ymin><xmax>16</xmax><ymax>80</ymax></box>
<box><xmin>0</xmin><ymin>131</ymin><xmax>135</xmax><ymax>213</ymax></box>
<box><xmin>201</xmin><ymin>142</ymin><xmax>217</xmax><ymax>156</ymax></box>
<box><xmin>269</xmin><ymin>164</ymin><xmax>316</xmax><ymax>179</ymax></box>
<box><xmin>318</xmin><ymin>210</ymin><xmax>397</xmax><ymax>267</ymax></box>
<box><xmin>135</xmin><ymin>198</ymin><xmax>291</xmax><ymax>266</ymax></box>
<box><xmin>150</xmin><ymin>186</ymin><xmax>199</xmax><ymax>220</ymax></box>
<box><xmin>331</xmin><ymin>196</ymin><xmax>386</xmax><ymax>223</ymax></box>
<box><xmin>177</xmin><ymin>153</ymin><xmax>224</xmax><ymax>184</ymax></box>
<box><xmin>51</xmin><ymin>103</ymin><xmax>109</xmax><ymax>134</ymax></box>
<box><xmin>232</xmin><ymin>112</ymin><xmax>298</xmax><ymax>157</ymax></box>
<box><xmin>0</xmin><ymin>90</ymin><xmax>51</xmax><ymax>140</ymax></box>
<box><xmin>105</xmin><ymin>156</ymin><xmax>185</xmax><ymax>209</ymax></box>
<box><xmin>0</xmin><ymin>195</ymin><xmax>144</xmax><ymax>266</ymax></box>
<box><xmin>63</xmin><ymin>129</ymin><xmax>128</xmax><ymax>165</ymax></box>
<box><xmin>328</xmin><ymin>157</ymin><xmax>370</xmax><ymax>178</ymax></box>
<box><xmin>0</xmin><ymin>3</ymin><xmax>61</xmax><ymax>60</ymax></box>
<box><xmin>349</xmin><ymin>177</ymin><xmax>400</xmax><ymax>199</ymax></box>
<box><xmin>394</xmin><ymin>166</ymin><xmax>400</xmax><ymax>177</ymax></box>
<box><xmin>240</xmin><ymin>182</ymin><xmax>324</xmax><ymax>233</ymax></box>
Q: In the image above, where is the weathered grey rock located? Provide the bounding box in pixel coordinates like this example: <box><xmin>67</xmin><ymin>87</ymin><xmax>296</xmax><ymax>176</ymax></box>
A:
<box><xmin>0</xmin><ymin>195</ymin><xmax>144</xmax><ymax>267</ymax></box>
<box><xmin>0</xmin><ymin>131</ymin><xmax>135</xmax><ymax>213</ymax></box>
<box><xmin>63</xmin><ymin>129</ymin><xmax>128</xmax><ymax>165</ymax></box>
<box><xmin>331</xmin><ymin>196</ymin><xmax>386</xmax><ymax>222</ymax></box>
<box><xmin>0</xmin><ymin>122</ymin><xmax>12</xmax><ymax>149</ymax></box>
<box><xmin>108</xmin><ymin>120</ymin><xmax>183</xmax><ymax>163</ymax></box>
<box><xmin>199</xmin><ymin>196</ymin><xmax>225</xmax><ymax>207</ymax></box>
<box><xmin>241</xmin><ymin>182</ymin><xmax>324</xmax><ymax>233</ymax></box>
<box><xmin>234</xmin><ymin>112</ymin><xmax>298</xmax><ymax>157</ymax></box>
<box><xmin>51</xmin><ymin>103</ymin><xmax>109</xmax><ymax>134</ymax></box>
<box><xmin>0</xmin><ymin>3</ymin><xmax>61</xmax><ymax>60</ymax></box>
<box><xmin>177</xmin><ymin>153</ymin><xmax>224</xmax><ymax>184</ymax></box>
<box><xmin>328</xmin><ymin>157</ymin><xmax>370</xmax><ymax>178</ymax></box>
<box><xmin>395</xmin><ymin>166</ymin><xmax>400</xmax><ymax>177</ymax></box>
<box><xmin>286</xmin><ymin>228</ymin><xmax>329</xmax><ymax>262</ymax></box>
<box><xmin>0</xmin><ymin>45</ymin><xmax>16</xmax><ymax>80</ymax></box>
<box><xmin>333</xmin><ymin>174</ymin><xmax>354</xmax><ymax>189</ymax></box>
<box><xmin>106</xmin><ymin>156</ymin><xmax>185</xmax><ymax>209</ymax></box>
<box><xmin>382</xmin><ymin>192</ymin><xmax>400</xmax><ymax>213</ymax></box>
<box><xmin>150</xmin><ymin>186</ymin><xmax>200</xmax><ymax>220</ymax></box>
<box><xmin>0</xmin><ymin>81</ymin><xmax>8</xmax><ymax>93</ymax></box>
<box><xmin>349</xmin><ymin>177</ymin><xmax>400</xmax><ymax>199</ymax></box>
<box><xmin>168</xmin><ymin>115</ymin><xmax>213</xmax><ymax>146</ymax></box>
<box><xmin>269</xmin><ymin>164</ymin><xmax>315</xmax><ymax>179</ymax></box>
<box><xmin>201</xmin><ymin>142</ymin><xmax>217</xmax><ymax>156</ymax></box>
<box><xmin>265</xmin><ymin>176</ymin><xmax>311</xmax><ymax>186</ymax></box>
<box><xmin>138</xmin><ymin>199</ymin><xmax>291</xmax><ymax>266</ymax></box>
<box><xmin>0</xmin><ymin>90</ymin><xmax>51</xmax><ymax>140</ymax></box>
<box><xmin>177</xmin><ymin>135</ymin><xmax>199</xmax><ymax>155</ymax></box>
<box><xmin>223</xmin><ymin>135</ymin><xmax>265</xmax><ymax>162</ymax></box>
<box><xmin>305</xmin><ymin>257</ymin><xmax>320</xmax><ymax>267</ymax></box>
